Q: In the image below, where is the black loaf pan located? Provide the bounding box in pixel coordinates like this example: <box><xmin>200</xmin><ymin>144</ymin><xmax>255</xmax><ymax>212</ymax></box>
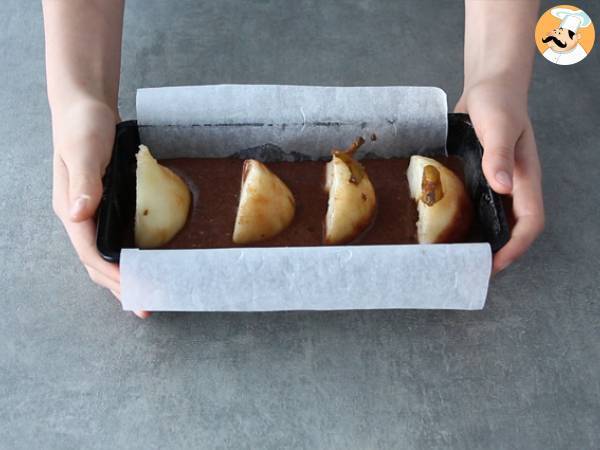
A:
<box><xmin>96</xmin><ymin>113</ymin><xmax>510</xmax><ymax>263</ymax></box>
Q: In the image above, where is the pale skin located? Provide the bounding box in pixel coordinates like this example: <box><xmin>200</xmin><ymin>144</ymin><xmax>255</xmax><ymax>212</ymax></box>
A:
<box><xmin>43</xmin><ymin>0</ymin><xmax>544</xmax><ymax>317</ymax></box>
<box><xmin>456</xmin><ymin>0</ymin><xmax>544</xmax><ymax>273</ymax></box>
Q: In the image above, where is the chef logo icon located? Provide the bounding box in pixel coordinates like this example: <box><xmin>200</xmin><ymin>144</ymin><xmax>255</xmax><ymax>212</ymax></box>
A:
<box><xmin>535</xmin><ymin>5</ymin><xmax>595</xmax><ymax>65</ymax></box>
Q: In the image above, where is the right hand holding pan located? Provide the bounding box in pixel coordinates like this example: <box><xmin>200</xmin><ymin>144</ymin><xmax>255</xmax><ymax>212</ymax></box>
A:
<box><xmin>455</xmin><ymin>79</ymin><xmax>545</xmax><ymax>273</ymax></box>
<box><xmin>50</xmin><ymin>99</ymin><xmax>150</xmax><ymax>319</ymax></box>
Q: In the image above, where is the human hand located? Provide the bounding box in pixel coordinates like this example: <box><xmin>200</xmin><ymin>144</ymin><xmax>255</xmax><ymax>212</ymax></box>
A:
<box><xmin>455</xmin><ymin>79</ymin><xmax>545</xmax><ymax>273</ymax></box>
<box><xmin>51</xmin><ymin>99</ymin><xmax>150</xmax><ymax>318</ymax></box>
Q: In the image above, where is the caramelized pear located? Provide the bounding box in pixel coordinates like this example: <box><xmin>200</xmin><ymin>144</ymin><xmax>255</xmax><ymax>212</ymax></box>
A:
<box><xmin>233</xmin><ymin>160</ymin><xmax>295</xmax><ymax>244</ymax></box>
<box><xmin>135</xmin><ymin>145</ymin><xmax>191</xmax><ymax>248</ymax></box>
<box><xmin>407</xmin><ymin>155</ymin><xmax>472</xmax><ymax>244</ymax></box>
<box><xmin>324</xmin><ymin>138</ymin><xmax>377</xmax><ymax>244</ymax></box>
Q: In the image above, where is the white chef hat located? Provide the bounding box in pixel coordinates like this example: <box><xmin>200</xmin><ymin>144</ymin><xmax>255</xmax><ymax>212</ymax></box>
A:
<box><xmin>551</xmin><ymin>8</ymin><xmax>592</xmax><ymax>33</ymax></box>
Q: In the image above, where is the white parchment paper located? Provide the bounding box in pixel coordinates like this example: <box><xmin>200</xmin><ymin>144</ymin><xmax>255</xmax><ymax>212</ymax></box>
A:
<box><xmin>137</xmin><ymin>85</ymin><xmax>448</xmax><ymax>159</ymax></box>
<box><xmin>122</xmin><ymin>84</ymin><xmax>492</xmax><ymax>311</ymax></box>
<box><xmin>121</xmin><ymin>244</ymin><xmax>491</xmax><ymax>311</ymax></box>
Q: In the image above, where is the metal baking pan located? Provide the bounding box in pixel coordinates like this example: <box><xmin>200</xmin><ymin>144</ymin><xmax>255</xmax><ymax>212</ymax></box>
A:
<box><xmin>96</xmin><ymin>113</ymin><xmax>510</xmax><ymax>262</ymax></box>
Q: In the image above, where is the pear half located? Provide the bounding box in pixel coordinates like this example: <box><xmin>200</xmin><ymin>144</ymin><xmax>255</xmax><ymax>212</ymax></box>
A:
<box><xmin>406</xmin><ymin>155</ymin><xmax>472</xmax><ymax>244</ymax></box>
<box><xmin>324</xmin><ymin>137</ymin><xmax>377</xmax><ymax>245</ymax></box>
<box><xmin>135</xmin><ymin>145</ymin><xmax>191</xmax><ymax>248</ymax></box>
<box><xmin>233</xmin><ymin>160</ymin><xmax>295</xmax><ymax>245</ymax></box>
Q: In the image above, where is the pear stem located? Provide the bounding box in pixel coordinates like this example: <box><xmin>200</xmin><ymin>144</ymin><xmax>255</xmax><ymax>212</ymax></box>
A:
<box><xmin>333</xmin><ymin>136</ymin><xmax>365</xmax><ymax>157</ymax></box>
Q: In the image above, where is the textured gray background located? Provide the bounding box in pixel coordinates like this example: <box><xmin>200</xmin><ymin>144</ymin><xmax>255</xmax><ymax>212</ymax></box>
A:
<box><xmin>1</xmin><ymin>1</ymin><xmax>599</xmax><ymax>449</ymax></box>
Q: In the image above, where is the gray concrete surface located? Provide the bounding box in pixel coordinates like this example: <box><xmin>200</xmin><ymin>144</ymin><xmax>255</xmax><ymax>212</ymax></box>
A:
<box><xmin>1</xmin><ymin>1</ymin><xmax>599</xmax><ymax>449</ymax></box>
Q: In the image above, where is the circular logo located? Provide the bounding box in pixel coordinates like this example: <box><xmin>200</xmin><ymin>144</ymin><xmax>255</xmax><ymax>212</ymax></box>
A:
<box><xmin>535</xmin><ymin>5</ymin><xmax>595</xmax><ymax>65</ymax></box>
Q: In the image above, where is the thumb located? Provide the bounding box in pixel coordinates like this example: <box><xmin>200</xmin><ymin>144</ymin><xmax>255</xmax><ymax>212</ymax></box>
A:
<box><xmin>64</xmin><ymin>151</ymin><xmax>104</xmax><ymax>222</ymax></box>
<box><xmin>476</xmin><ymin>118</ymin><xmax>521</xmax><ymax>195</ymax></box>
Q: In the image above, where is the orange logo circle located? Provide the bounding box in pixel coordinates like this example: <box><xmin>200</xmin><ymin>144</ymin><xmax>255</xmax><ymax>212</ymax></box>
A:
<box><xmin>535</xmin><ymin>5</ymin><xmax>595</xmax><ymax>65</ymax></box>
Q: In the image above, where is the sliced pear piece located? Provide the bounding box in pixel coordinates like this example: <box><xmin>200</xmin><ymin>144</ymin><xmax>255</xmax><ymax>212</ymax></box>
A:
<box><xmin>324</xmin><ymin>137</ymin><xmax>377</xmax><ymax>245</ymax></box>
<box><xmin>407</xmin><ymin>155</ymin><xmax>472</xmax><ymax>244</ymax></box>
<box><xmin>233</xmin><ymin>160</ymin><xmax>295</xmax><ymax>245</ymax></box>
<box><xmin>135</xmin><ymin>145</ymin><xmax>191</xmax><ymax>249</ymax></box>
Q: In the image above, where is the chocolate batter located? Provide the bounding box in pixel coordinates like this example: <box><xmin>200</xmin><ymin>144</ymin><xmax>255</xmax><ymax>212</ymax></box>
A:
<box><xmin>160</xmin><ymin>156</ymin><xmax>472</xmax><ymax>249</ymax></box>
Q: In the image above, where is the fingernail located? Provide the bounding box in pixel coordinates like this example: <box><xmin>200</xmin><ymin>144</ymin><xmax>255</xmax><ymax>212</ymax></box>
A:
<box><xmin>495</xmin><ymin>171</ymin><xmax>513</xmax><ymax>189</ymax></box>
<box><xmin>134</xmin><ymin>310</ymin><xmax>150</xmax><ymax>319</ymax></box>
<box><xmin>496</xmin><ymin>261</ymin><xmax>511</xmax><ymax>273</ymax></box>
<box><xmin>70</xmin><ymin>195</ymin><xmax>90</xmax><ymax>217</ymax></box>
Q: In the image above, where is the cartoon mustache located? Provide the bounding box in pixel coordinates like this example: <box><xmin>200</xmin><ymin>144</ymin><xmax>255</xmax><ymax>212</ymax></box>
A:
<box><xmin>542</xmin><ymin>35</ymin><xmax>567</xmax><ymax>48</ymax></box>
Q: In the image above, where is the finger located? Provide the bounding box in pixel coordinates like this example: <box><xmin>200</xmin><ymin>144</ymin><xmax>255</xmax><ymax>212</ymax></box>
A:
<box><xmin>91</xmin><ymin>270</ymin><xmax>149</xmax><ymax>319</ymax></box>
<box><xmin>475</xmin><ymin>115</ymin><xmax>522</xmax><ymax>195</ymax></box>
<box><xmin>54</xmin><ymin>153</ymin><xmax>117</xmax><ymax>284</ymax></box>
<box><xmin>52</xmin><ymin>151</ymin><xmax>69</xmax><ymax>217</ymax></box>
<box><xmin>90</xmin><ymin>265</ymin><xmax>151</xmax><ymax>320</ymax></box>
<box><xmin>493</xmin><ymin>214</ymin><xmax>543</xmax><ymax>273</ymax></box>
<box><xmin>493</xmin><ymin>127</ymin><xmax>544</xmax><ymax>273</ymax></box>
<box><xmin>453</xmin><ymin>98</ymin><xmax>467</xmax><ymax>114</ymax></box>
<box><xmin>63</xmin><ymin>218</ymin><xmax>120</xmax><ymax>284</ymax></box>
<box><xmin>110</xmin><ymin>286</ymin><xmax>151</xmax><ymax>319</ymax></box>
<box><xmin>63</xmin><ymin>149</ymin><xmax>104</xmax><ymax>222</ymax></box>
<box><xmin>86</xmin><ymin>265</ymin><xmax>121</xmax><ymax>293</ymax></box>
